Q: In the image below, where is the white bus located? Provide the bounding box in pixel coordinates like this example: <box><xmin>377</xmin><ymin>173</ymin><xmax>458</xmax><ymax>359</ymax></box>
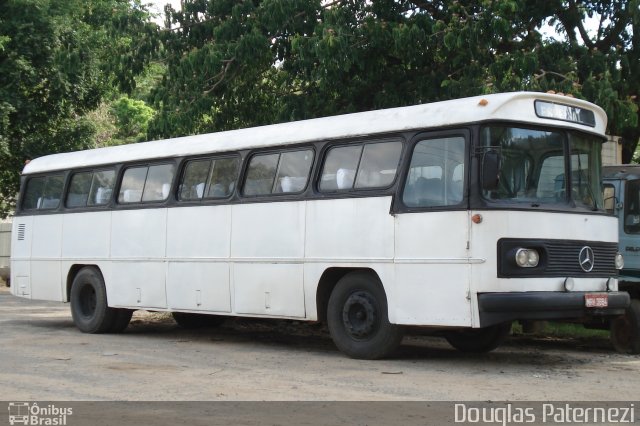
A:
<box><xmin>10</xmin><ymin>92</ymin><xmax>629</xmax><ymax>359</ymax></box>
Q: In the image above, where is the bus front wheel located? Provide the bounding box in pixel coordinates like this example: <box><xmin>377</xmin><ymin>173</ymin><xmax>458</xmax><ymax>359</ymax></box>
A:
<box><xmin>610</xmin><ymin>299</ymin><xmax>640</xmax><ymax>354</ymax></box>
<box><xmin>327</xmin><ymin>271</ymin><xmax>403</xmax><ymax>359</ymax></box>
<box><xmin>70</xmin><ymin>267</ymin><xmax>120</xmax><ymax>334</ymax></box>
<box><xmin>444</xmin><ymin>323</ymin><xmax>511</xmax><ymax>353</ymax></box>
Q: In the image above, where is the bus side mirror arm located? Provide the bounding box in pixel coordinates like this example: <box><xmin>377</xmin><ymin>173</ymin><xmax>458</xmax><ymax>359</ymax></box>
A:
<box><xmin>481</xmin><ymin>150</ymin><xmax>501</xmax><ymax>191</ymax></box>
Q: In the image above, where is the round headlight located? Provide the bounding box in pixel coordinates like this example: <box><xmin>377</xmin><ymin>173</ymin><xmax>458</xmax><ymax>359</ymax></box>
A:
<box><xmin>615</xmin><ymin>252</ymin><xmax>624</xmax><ymax>270</ymax></box>
<box><xmin>515</xmin><ymin>248</ymin><xmax>539</xmax><ymax>268</ymax></box>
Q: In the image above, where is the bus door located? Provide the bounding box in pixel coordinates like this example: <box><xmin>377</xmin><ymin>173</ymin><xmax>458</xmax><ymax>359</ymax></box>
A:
<box><xmin>393</xmin><ymin>132</ymin><xmax>472</xmax><ymax>327</ymax></box>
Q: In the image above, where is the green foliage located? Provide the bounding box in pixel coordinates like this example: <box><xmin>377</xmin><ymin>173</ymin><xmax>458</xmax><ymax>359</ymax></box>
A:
<box><xmin>110</xmin><ymin>96</ymin><xmax>155</xmax><ymax>143</ymax></box>
<box><xmin>148</xmin><ymin>0</ymin><xmax>639</xmax><ymax>162</ymax></box>
<box><xmin>0</xmin><ymin>0</ymin><xmax>156</xmax><ymax>218</ymax></box>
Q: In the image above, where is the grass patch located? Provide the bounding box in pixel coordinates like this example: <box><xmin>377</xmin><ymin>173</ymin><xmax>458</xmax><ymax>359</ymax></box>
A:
<box><xmin>512</xmin><ymin>321</ymin><xmax>609</xmax><ymax>339</ymax></box>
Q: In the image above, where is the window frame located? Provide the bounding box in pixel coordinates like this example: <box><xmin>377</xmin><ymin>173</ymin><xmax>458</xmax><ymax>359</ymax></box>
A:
<box><xmin>317</xmin><ymin>138</ymin><xmax>405</xmax><ymax>194</ymax></box>
<box><xmin>116</xmin><ymin>161</ymin><xmax>177</xmax><ymax>205</ymax></box>
<box><xmin>177</xmin><ymin>154</ymin><xmax>241</xmax><ymax>203</ymax></box>
<box><xmin>65</xmin><ymin>168</ymin><xmax>117</xmax><ymax>209</ymax></box>
<box><xmin>394</xmin><ymin>129</ymin><xmax>470</xmax><ymax>213</ymax></box>
<box><xmin>240</xmin><ymin>146</ymin><xmax>315</xmax><ymax>198</ymax></box>
<box><xmin>21</xmin><ymin>174</ymin><xmax>66</xmax><ymax>212</ymax></box>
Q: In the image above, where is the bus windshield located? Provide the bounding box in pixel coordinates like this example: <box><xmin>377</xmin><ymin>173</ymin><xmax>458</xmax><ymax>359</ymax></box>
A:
<box><xmin>481</xmin><ymin>126</ymin><xmax>603</xmax><ymax>210</ymax></box>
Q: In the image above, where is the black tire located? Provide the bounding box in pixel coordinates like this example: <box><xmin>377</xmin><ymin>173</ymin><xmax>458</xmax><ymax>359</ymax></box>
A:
<box><xmin>327</xmin><ymin>271</ymin><xmax>403</xmax><ymax>359</ymax></box>
<box><xmin>610</xmin><ymin>299</ymin><xmax>640</xmax><ymax>354</ymax></box>
<box><xmin>172</xmin><ymin>312</ymin><xmax>226</xmax><ymax>329</ymax></box>
<box><xmin>445</xmin><ymin>322</ymin><xmax>511</xmax><ymax>353</ymax></box>
<box><xmin>109</xmin><ymin>309</ymin><xmax>134</xmax><ymax>333</ymax></box>
<box><xmin>70</xmin><ymin>267</ymin><xmax>118</xmax><ymax>333</ymax></box>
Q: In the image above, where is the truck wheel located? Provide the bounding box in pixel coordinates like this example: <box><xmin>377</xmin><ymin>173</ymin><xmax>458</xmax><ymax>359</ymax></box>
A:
<box><xmin>70</xmin><ymin>267</ymin><xmax>118</xmax><ymax>333</ymax></box>
<box><xmin>172</xmin><ymin>312</ymin><xmax>226</xmax><ymax>328</ymax></box>
<box><xmin>327</xmin><ymin>271</ymin><xmax>403</xmax><ymax>359</ymax></box>
<box><xmin>610</xmin><ymin>299</ymin><xmax>640</xmax><ymax>354</ymax></box>
<box><xmin>445</xmin><ymin>322</ymin><xmax>511</xmax><ymax>353</ymax></box>
<box><xmin>110</xmin><ymin>309</ymin><xmax>134</xmax><ymax>333</ymax></box>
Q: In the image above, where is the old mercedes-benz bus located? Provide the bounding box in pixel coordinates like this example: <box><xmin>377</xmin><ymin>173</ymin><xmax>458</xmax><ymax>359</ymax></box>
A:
<box><xmin>10</xmin><ymin>92</ymin><xmax>629</xmax><ymax>358</ymax></box>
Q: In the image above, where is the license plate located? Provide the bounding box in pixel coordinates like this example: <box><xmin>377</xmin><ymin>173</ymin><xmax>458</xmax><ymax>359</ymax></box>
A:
<box><xmin>585</xmin><ymin>293</ymin><xmax>608</xmax><ymax>308</ymax></box>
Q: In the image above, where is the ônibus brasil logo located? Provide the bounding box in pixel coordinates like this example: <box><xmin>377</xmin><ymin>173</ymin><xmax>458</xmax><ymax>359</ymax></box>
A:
<box><xmin>8</xmin><ymin>402</ymin><xmax>72</xmax><ymax>426</ymax></box>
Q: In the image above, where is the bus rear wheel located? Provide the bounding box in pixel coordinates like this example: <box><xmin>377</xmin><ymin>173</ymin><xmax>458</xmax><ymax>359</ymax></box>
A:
<box><xmin>70</xmin><ymin>267</ymin><xmax>119</xmax><ymax>334</ymax></box>
<box><xmin>172</xmin><ymin>312</ymin><xmax>226</xmax><ymax>329</ymax></box>
<box><xmin>327</xmin><ymin>271</ymin><xmax>403</xmax><ymax>359</ymax></box>
<box><xmin>610</xmin><ymin>299</ymin><xmax>640</xmax><ymax>354</ymax></box>
<box><xmin>444</xmin><ymin>323</ymin><xmax>511</xmax><ymax>353</ymax></box>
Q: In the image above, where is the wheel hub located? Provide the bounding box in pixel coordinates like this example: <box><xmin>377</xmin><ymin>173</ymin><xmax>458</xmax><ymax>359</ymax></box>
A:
<box><xmin>342</xmin><ymin>291</ymin><xmax>378</xmax><ymax>339</ymax></box>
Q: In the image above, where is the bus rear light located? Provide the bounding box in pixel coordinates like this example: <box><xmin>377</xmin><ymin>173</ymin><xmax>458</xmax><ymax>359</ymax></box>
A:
<box><xmin>515</xmin><ymin>248</ymin><xmax>539</xmax><ymax>268</ymax></box>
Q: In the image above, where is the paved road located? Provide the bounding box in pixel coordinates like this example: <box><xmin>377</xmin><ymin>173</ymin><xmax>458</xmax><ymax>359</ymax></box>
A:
<box><xmin>1</xmin><ymin>285</ymin><xmax>639</xmax><ymax>404</ymax></box>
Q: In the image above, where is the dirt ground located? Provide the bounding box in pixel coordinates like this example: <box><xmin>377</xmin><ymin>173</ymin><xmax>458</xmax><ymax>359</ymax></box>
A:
<box><xmin>1</xmin><ymin>284</ymin><xmax>639</xmax><ymax>403</ymax></box>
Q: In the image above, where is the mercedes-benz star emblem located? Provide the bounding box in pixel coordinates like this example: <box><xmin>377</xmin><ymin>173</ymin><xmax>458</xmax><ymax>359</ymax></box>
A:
<box><xmin>579</xmin><ymin>246</ymin><xmax>595</xmax><ymax>272</ymax></box>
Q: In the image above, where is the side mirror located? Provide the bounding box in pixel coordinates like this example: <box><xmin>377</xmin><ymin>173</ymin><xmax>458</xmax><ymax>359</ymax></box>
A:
<box><xmin>481</xmin><ymin>150</ymin><xmax>501</xmax><ymax>191</ymax></box>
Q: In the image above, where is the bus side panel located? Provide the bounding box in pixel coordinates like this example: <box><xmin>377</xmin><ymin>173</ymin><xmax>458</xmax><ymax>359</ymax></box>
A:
<box><xmin>62</xmin><ymin>212</ymin><xmax>111</xmax><ymax>258</ymax></box>
<box><xmin>30</xmin><ymin>215</ymin><xmax>63</xmax><ymax>301</ymax></box>
<box><xmin>108</xmin><ymin>209</ymin><xmax>168</xmax><ymax>308</ymax></box>
<box><xmin>10</xmin><ymin>216</ymin><xmax>33</xmax><ymax>298</ymax></box>
<box><xmin>230</xmin><ymin>202</ymin><xmax>306</xmax><ymax>317</ymax></box>
<box><xmin>305</xmin><ymin>197</ymin><xmax>396</xmax><ymax>320</ymax></box>
<box><xmin>305</xmin><ymin>197</ymin><xmax>395</xmax><ymax>260</ymax></box>
<box><xmin>166</xmin><ymin>204</ymin><xmax>233</xmax><ymax>313</ymax></box>
<box><xmin>394</xmin><ymin>211</ymin><xmax>472</xmax><ymax>326</ymax></box>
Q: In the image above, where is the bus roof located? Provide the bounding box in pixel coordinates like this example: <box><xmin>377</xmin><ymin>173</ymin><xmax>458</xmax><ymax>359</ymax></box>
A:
<box><xmin>23</xmin><ymin>91</ymin><xmax>607</xmax><ymax>175</ymax></box>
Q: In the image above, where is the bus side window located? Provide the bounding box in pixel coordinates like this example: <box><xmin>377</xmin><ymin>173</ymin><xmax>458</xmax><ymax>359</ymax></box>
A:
<box><xmin>243</xmin><ymin>150</ymin><xmax>312</xmax><ymax>196</ymax></box>
<box><xmin>403</xmin><ymin>136</ymin><xmax>465</xmax><ymax>208</ymax></box>
<box><xmin>88</xmin><ymin>170</ymin><xmax>116</xmax><ymax>206</ymax></box>
<box><xmin>274</xmin><ymin>150</ymin><xmax>313</xmax><ymax>193</ymax></box>
<box><xmin>354</xmin><ymin>141</ymin><xmax>402</xmax><ymax>189</ymax></box>
<box><xmin>66</xmin><ymin>172</ymin><xmax>93</xmax><ymax>208</ymax></box>
<box><xmin>180</xmin><ymin>159</ymin><xmax>211</xmax><ymax>201</ymax></box>
<box><xmin>319</xmin><ymin>139</ymin><xmax>402</xmax><ymax>192</ymax></box>
<box><xmin>319</xmin><ymin>145</ymin><xmax>362</xmax><ymax>191</ymax></box>
<box><xmin>23</xmin><ymin>174</ymin><xmax>65</xmax><ymax>211</ymax></box>
<box><xmin>603</xmin><ymin>184</ymin><xmax>615</xmax><ymax>215</ymax></box>
<box><xmin>207</xmin><ymin>157</ymin><xmax>240</xmax><ymax>198</ymax></box>
<box><xmin>142</xmin><ymin>164</ymin><xmax>175</xmax><ymax>202</ymax></box>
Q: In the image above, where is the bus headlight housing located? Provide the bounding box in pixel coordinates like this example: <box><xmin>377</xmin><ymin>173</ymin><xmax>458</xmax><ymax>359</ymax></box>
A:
<box><xmin>615</xmin><ymin>252</ymin><xmax>624</xmax><ymax>270</ymax></box>
<box><xmin>515</xmin><ymin>248</ymin><xmax>540</xmax><ymax>268</ymax></box>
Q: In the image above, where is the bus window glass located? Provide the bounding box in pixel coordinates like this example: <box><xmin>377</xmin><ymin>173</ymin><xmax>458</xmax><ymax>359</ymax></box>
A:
<box><xmin>355</xmin><ymin>141</ymin><xmax>402</xmax><ymax>189</ymax></box>
<box><xmin>403</xmin><ymin>137</ymin><xmax>465</xmax><ymax>207</ymax></box>
<box><xmin>67</xmin><ymin>172</ymin><xmax>93</xmax><ymax>208</ymax></box>
<box><xmin>481</xmin><ymin>127</ymin><xmax>566</xmax><ymax>205</ymax></box>
<box><xmin>119</xmin><ymin>167</ymin><xmax>147</xmax><ymax>203</ymax></box>
<box><xmin>23</xmin><ymin>177</ymin><xmax>46</xmax><ymax>210</ymax></box>
<box><xmin>207</xmin><ymin>157</ymin><xmax>239</xmax><ymax>198</ymax></box>
<box><xmin>319</xmin><ymin>145</ymin><xmax>363</xmax><ymax>191</ymax></box>
<box><xmin>180</xmin><ymin>160</ymin><xmax>211</xmax><ymax>200</ymax></box>
<box><xmin>142</xmin><ymin>164</ymin><xmax>175</xmax><ymax>202</ymax></box>
<box><xmin>244</xmin><ymin>153</ymin><xmax>279</xmax><ymax>196</ymax></box>
<box><xmin>274</xmin><ymin>150</ymin><xmax>313</xmax><ymax>193</ymax></box>
<box><xmin>569</xmin><ymin>133</ymin><xmax>603</xmax><ymax>210</ymax></box>
<box><xmin>38</xmin><ymin>175</ymin><xmax>65</xmax><ymax>209</ymax></box>
<box><xmin>603</xmin><ymin>184</ymin><xmax>615</xmax><ymax>215</ymax></box>
<box><xmin>624</xmin><ymin>180</ymin><xmax>640</xmax><ymax>234</ymax></box>
<box><xmin>87</xmin><ymin>170</ymin><xmax>115</xmax><ymax>206</ymax></box>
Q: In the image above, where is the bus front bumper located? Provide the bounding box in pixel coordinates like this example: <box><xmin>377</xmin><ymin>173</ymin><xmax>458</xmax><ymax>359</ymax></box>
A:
<box><xmin>478</xmin><ymin>291</ymin><xmax>630</xmax><ymax>327</ymax></box>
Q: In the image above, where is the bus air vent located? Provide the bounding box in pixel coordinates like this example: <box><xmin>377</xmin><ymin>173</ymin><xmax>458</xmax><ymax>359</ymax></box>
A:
<box><xmin>17</xmin><ymin>224</ymin><xmax>26</xmax><ymax>241</ymax></box>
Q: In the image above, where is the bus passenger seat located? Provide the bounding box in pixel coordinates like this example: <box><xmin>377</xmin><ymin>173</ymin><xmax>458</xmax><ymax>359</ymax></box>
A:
<box><xmin>195</xmin><ymin>182</ymin><xmax>205</xmax><ymax>198</ymax></box>
<box><xmin>162</xmin><ymin>183</ymin><xmax>171</xmax><ymax>199</ymax></box>
<box><xmin>336</xmin><ymin>169</ymin><xmax>355</xmax><ymax>189</ymax></box>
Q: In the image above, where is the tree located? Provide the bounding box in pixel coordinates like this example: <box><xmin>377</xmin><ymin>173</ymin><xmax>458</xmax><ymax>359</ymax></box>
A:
<box><xmin>0</xmin><ymin>0</ymin><xmax>157</xmax><ymax>218</ymax></box>
<box><xmin>148</xmin><ymin>0</ymin><xmax>638</xmax><ymax>160</ymax></box>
